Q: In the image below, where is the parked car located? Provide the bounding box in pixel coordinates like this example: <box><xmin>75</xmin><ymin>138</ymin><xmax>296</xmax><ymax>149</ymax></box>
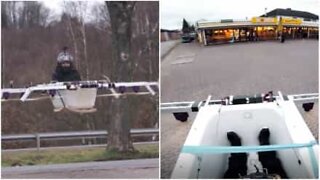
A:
<box><xmin>181</xmin><ymin>33</ymin><xmax>195</xmax><ymax>43</ymax></box>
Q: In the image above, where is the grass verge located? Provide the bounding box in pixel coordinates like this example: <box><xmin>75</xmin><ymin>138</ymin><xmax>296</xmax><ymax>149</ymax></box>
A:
<box><xmin>2</xmin><ymin>144</ymin><xmax>158</xmax><ymax>167</ymax></box>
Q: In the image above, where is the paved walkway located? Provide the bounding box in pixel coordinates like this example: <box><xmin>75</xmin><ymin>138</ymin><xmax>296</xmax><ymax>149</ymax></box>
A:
<box><xmin>161</xmin><ymin>40</ymin><xmax>180</xmax><ymax>59</ymax></box>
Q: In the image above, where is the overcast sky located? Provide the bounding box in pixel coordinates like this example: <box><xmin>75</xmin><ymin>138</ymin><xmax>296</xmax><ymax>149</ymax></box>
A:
<box><xmin>43</xmin><ymin>0</ymin><xmax>104</xmax><ymax>19</ymax></box>
<box><xmin>161</xmin><ymin>0</ymin><xmax>319</xmax><ymax>30</ymax></box>
<box><xmin>43</xmin><ymin>0</ymin><xmax>63</xmax><ymax>14</ymax></box>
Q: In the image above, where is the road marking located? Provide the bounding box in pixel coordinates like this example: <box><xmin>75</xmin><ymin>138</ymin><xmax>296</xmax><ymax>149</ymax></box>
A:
<box><xmin>171</xmin><ymin>58</ymin><xmax>194</xmax><ymax>65</ymax></box>
<box><xmin>171</xmin><ymin>54</ymin><xmax>195</xmax><ymax>65</ymax></box>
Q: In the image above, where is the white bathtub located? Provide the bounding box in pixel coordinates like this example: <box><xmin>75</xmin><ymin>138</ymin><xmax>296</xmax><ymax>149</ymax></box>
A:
<box><xmin>51</xmin><ymin>88</ymin><xmax>97</xmax><ymax>113</ymax></box>
<box><xmin>172</xmin><ymin>100</ymin><xmax>318</xmax><ymax>178</ymax></box>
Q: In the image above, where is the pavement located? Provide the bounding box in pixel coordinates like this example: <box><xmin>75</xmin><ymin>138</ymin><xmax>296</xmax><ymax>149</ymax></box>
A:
<box><xmin>160</xmin><ymin>40</ymin><xmax>318</xmax><ymax>178</ymax></box>
<box><xmin>161</xmin><ymin>40</ymin><xmax>180</xmax><ymax>59</ymax></box>
<box><xmin>2</xmin><ymin>158</ymin><xmax>159</xmax><ymax>179</ymax></box>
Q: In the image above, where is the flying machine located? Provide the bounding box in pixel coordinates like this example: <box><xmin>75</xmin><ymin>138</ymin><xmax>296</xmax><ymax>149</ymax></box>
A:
<box><xmin>161</xmin><ymin>91</ymin><xmax>318</xmax><ymax>179</ymax></box>
<box><xmin>2</xmin><ymin>80</ymin><xmax>158</xmax><ymax>113</ymax></box>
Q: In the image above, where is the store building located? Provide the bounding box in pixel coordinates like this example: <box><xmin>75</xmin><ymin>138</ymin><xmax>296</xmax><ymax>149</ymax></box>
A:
<box><xmin>263</xmin><ymin>8</ymin><xmax>319</xmax><ymax>39</ymax></box>
<box><xmin>196</xmin><ymin>8</ymin><xmax>318</xmax><ymax>45</ymax></box>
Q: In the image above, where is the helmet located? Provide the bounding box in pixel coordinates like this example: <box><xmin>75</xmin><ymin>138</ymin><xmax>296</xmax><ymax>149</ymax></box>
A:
<box><xmin>61</xmin><ymin>55</ymin><xmax>71</xmax><ymax>62</ymax></box>
<box><xmin>57</xmin><ymin>52</ymin><xmax>73</xmax><ymax>63</ymax></box>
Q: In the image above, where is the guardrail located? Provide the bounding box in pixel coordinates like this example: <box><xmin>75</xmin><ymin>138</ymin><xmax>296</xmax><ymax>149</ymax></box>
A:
<box><xmin>2</xmin><ymin>128</ymin><xmax>159</xmax><ymax>151</ymax></box>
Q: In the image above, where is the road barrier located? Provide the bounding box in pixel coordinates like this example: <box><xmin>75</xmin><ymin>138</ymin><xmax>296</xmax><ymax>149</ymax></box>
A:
<box><xmin>2</xmin><ymin>128</ymin><xmax>159</xmax><ymax>151</ymax></box>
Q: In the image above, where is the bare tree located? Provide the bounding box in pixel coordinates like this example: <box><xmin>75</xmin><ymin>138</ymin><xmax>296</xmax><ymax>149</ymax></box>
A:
<box><xmin>62</xmin><ymin>12</ymin><xmax>80</xmax><ymax>70</ymax></box>
<box><xmin>63</xmin><ymin>1</ymin><xmax>89</xmax><ymax>80</ymax></box>
<box><xmin>106</xmin><ymin>1</ymin><xmax>136</xmax><ymax>152</ymax></box>
<box><xmin>1</xmin><ymin>2</ymin><xmax>9</xmax><ymax>28</ymax></box>
<box><xmin>131</xmin><ymin>2</ymin><xmax>159</xmax><ymax>129</ymax></box>
<box><xmin>78</xmin><ymin>2</ymin><xmax>89</xmax><ymax>80</ymax></box>
<box><xmin>16</xmin><ymin>1</ymin><xmax>50</xmax><ymax>28</ymax></box>
<box><xmin>90</xmin><ymin>4</ymin><xmax>110</xmax><ymax>32</ymax></box>
<box><xmin>2</xmin><ymin>1</ymin><xmax>18</xmax><ymax>28</ymax></box>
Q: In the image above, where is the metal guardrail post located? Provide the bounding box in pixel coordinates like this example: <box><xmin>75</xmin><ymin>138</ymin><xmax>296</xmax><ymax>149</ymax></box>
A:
<box><xmin>36</xmin><ymin>134</ymin><xmax>40</xmax><ymax>151</ymax></box>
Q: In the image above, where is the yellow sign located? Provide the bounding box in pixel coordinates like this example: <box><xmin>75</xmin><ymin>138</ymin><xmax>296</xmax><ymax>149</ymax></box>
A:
<box><xmin>251</xmin><ymin>17</ymin><xmax>277</xmax><ymax>24</ymax></box>
<box><xmin>281</xmin><ymin>18</ymin><xmax>302</xmax><ymax>25</ymax></box>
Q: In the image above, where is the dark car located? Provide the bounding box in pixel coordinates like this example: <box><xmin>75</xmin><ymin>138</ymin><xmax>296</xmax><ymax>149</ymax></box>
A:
<box><xmin>181</xmin><ymin>34</ymin><xmax>193</xmax><ymax>43</ymax></box>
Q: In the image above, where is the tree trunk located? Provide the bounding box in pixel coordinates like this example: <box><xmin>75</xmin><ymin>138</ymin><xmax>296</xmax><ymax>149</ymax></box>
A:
<box><xmin>78</xmin><ymin>1</ymin><xmax>89</xmax><ymax>80</ymax></box>
<box><xmin>80</xmin><ymin>19</ymin><xmax>89</xmax><ymax>80</ymax></box>
<box><xmin>67</xmin><ymin>17</ymin><xmax>79</xmax><ymax>70</ymax></box>
<box><xmin>64</xmin><ymin>1</ymin><xmax>80</xmax><ymax>71</ymax></box>
<box><xmin>106</xmin><ymin>1</ymin><xmax>136</xmax><ymax>152</ymax></box>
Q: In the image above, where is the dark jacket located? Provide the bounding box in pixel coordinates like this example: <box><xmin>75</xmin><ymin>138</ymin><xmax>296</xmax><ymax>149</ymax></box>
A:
<box><xmin>52</xmin><ymin>63</ymin><xmax>81</xmax><ymax>82</ymax></box>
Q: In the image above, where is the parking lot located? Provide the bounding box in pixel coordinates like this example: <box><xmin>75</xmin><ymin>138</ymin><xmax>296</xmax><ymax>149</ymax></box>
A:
<box><xmin>161</xmin><ymin>40</ymin><xmax>318</xmax><ymax>178</ymax></box>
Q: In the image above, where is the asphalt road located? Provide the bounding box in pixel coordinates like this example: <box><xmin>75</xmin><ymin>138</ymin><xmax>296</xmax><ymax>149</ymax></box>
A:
<box><xmin>160</xmin><ymin>40</ymin><xmax>318</xmax><ymax>178</ymax></box>
<box><xmin>2</xmin><ymin>158</ymin><xmax>159</xmax><ymax>179</ymax></box>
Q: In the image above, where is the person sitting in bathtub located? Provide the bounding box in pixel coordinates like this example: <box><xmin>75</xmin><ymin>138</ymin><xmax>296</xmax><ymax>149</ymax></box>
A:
<box><xmin>52</xmin><ymin>46</ymin><xmax>81</xmax><ymax>82</ymax></box>
<box><xmin>224</xmin><ymin>128</ymin><xmax>288</xmax><ymax>179</ymax></box>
